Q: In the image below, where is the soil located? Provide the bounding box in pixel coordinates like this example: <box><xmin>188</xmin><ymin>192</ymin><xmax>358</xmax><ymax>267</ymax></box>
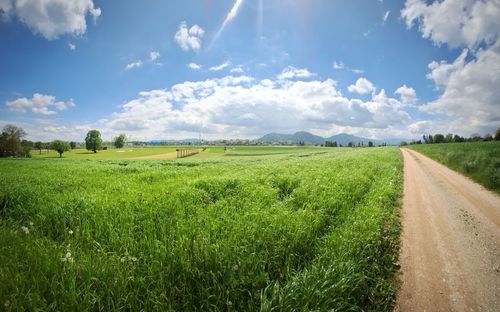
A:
<box><xmin>395</xmin><ymin>148</ymin><xmax>500</xmax><ymax>311</ymax></box>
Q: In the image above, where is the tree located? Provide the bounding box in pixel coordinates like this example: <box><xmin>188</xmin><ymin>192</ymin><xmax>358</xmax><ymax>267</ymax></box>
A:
<box><xmin>51</xmin><ymin>140</ymin><xmax>70</xmax><ymax>158</ymax></box>
<box><xmin>445</xmin><ymin>133</ymin><xmax>453</xmax><ymax>143</ymax></box>
<box><xmin>0</xmin><ymin>124</ymin><xmax>27</xmax><ymax>157</ymax></box>
<box><xmin>453</xmin><ymin>134</ymin><xmax>464</xmax><ymax>143</ymax></box>
<box><xmin>483</xmin><ymin>133</ymin><xmax>493</xmax><ymax>141</ymax></box>
<box><xmin>113</xmin><ymin>134</ymin><xmax>126</xmax><ymax>148</ymax></box>
<box><xmin>495</xmin><ymin>128</ymin><xmax>500</xmax><ymax>141</ymax></box>
<box><xmin>433</xmin><ymin>134</ymin><xmax>445</xmax><ymax>144</ymax></box>
<box><xmin>85</xmin><ymin>130</ymin><xmax>102</xmax><ymax>153</ymax></box>
<box><xmin>368</xmin><ymin>141</ymin><xmax>373</xmax><ymax>147</ymax></box>
<box><xmin>70</xmin><ymin>141</ymin><xmax>77</xmax><ymax>149</ymax></box>
<box><xmin>34</xmin><ymin>141</ymin><xmax>43</xmax><ymax>154</ymax></box>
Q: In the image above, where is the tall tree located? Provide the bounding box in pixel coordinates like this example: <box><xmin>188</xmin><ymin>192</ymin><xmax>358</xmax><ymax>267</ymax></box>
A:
<box><xmin>85</xmin><ymin>130</ymin><xmax>102</xmax><ymax>153</ymax></box>
<box><xmin>0</xmin><ymin>124</ymin><xmax>27</xmax><ymax>157</ymax></box>
<box><xmin>50</xmin><ymin>140</ymin><xmax>70</xmax><ymax>158</ymax></box>
<box><xmin>495</xmin><ymin>127</ymin><xmax>500</xmax><ymax>141</ymax></box>
<box><xmin>34</xmin><ymin>141</ymin><xmax>43</xmax><ymax>154</ymax></box>
<box><xmin>113</xmin><ymin>134</ymin><xmax>126</xmax><ymax>148</ymax></box>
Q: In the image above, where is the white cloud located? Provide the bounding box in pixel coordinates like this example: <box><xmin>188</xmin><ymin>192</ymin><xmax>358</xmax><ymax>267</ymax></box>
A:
<box><xmin>174</xmin><ymin>21</ymin><xmax>204</xmax><ymax>52</ymax></box>
<box><xmin>394</xmin><ymin>85</ymin><xmax>417</xmax><ymax>105</ymax></box>
<box><xmin>348</xmin><ymin>78</ymin><xmax>376</xmax><ymax>95</ymax></box>
<box><xmin>0</xmin><ymin>0</ymin><xmax>101</xmax><ymax>40</ymax></box>
<box><xmin>188</xmin><ymin>63</ymin><xmax>201</xmax><ymax>70</ymax></box>
<box><xmin>402</xmin><ymin>0</ymin><xmax>500</xmax><ymax>135</ymax></box>
<box><xmin>383</xmin><ymin>10</ymin><xmax>390</xmax><ymax>24</ymax></box>
<box><xmin>230</xmin><ymin>65</ymin><xmax>245</xmax><ymax>73</ymax></box>
<box><xmin>209</xmin><ymin>61</ymin><xmax>230</xmax><ymax>71</ymax></box>
<box><xmin>277</xmin><ymin>66</ymin><xmax>315</xmax><ymax>80</ymax></box>
<box><xmin>332</xmin><ymin>61</ymin><xmax>345</xmax><ymax>69</ymax></box>
<box><xmin>421</xmin><ymin>42</ymin><xmax>500</xmax><ymax>134</ymax></box>
<box><xmin>211</xmin><ymin>0</ymin><xmax>244</xmax><ymax>47</ymax></box>
<box><xmin>401</xmin><ymin>0</ymin><xmax>500</xmax><ymax>49</ymax></box>
<box><xmin>6</xmin><ymin>93</ymin><xmax>75</xmax><ymax>115</ymax></box>
<box><xmin>68</xmin><ymin>42</ymin><xmax>76</xmax><ymax>50</ymax></box>
<box><xmin>333</xmin><ymin>61</ymin><xmax>364</xmax><ymax>74</ymax></box>
<box><xmin>97</xmin><ymin>70</ymin><xmax>411</xmax><ymax>140</ymax></box>
<box><xmin>125</xmin><ymin>60</ymin><xmax>143</xmax><ymax>71</ymax></box>
<box><xmin>149</xmin><ymin>51</ymin><xmax>160</xmax><ymax>61</ymax></box>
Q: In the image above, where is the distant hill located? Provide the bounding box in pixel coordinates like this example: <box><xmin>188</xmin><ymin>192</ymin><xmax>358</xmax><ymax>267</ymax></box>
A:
<box><xmin>258</xmin><ymin>131</ymin><xmax>391</xmax><ymax>146</ymax></box>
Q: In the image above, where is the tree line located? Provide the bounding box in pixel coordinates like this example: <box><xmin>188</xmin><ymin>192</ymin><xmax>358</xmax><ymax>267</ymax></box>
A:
<box><xmin>400</xmin><ymin>128</ymin><xmax>500</xmax><ymax>146</ymax></box>
<box><xmin>0</xmin><ymin>125</ymin><xmax>127</xmax><ymax>158</ymax></box>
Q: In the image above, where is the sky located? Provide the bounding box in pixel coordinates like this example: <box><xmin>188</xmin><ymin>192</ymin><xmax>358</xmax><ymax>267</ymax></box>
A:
<box><xmin>0</xmin><ymin>0</ymin><xmax>499</xmax><ymax>142</ymax></box>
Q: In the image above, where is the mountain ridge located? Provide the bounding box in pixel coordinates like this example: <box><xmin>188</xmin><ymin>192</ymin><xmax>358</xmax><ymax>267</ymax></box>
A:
<box><xmin>258</xmin><ymin>131</ymin><xmax>396</xmax><ymax>145</ymax></box>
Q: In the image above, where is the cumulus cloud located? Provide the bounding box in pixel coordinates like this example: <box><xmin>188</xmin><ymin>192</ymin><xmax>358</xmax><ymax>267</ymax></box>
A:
<box><xmin>401</xmin><ymin>0</ymin><xmax>500</xmax><ymax>49</ymax></box>
<box><xmin>421</xmin><ymin>42</ymin><xmax>500</xmax><ymax>133</ymax></box>
<box><xmin>402</xmin><ymin>0</ymin><xmax>500</xmax><ymax>135</ymax></box>
<box><xmin>149</xmin><ymin>51</ymin><xmax>160</xmax><ymax>61</ymax></box>
<box><xmin>6</xmin><ymin>93</ymin><xmax>75</xmax><ymax>115</ymax></box>
<box><xmin>174</xmin><ymin>22</ymin><xmax>204</xmax><ymax>52</ymax></box>
<box><xmin>125</xmin><ymin>60</ymin><xmax>142</xmax><ymax>71</ymax></box>
<box><xmin>0</xmin><ymin>0</ymin><xmax>101</xmax><ymax>40</ymax></box>
<box><xmin>348</xmin><ymin>78</ymin><xmax>376</xmax><ymax>95</ymax></box>
<box><xmin>188</xmin><ymin>63</ymin><xmax>201</xmax><ymax>70</ymax></box>
<box><xmin>68</xmin><ymin>42</ymin><xmax>76</xmax><ymax>50</ymax></box>
<box><xmin>209</xmin><ymin>61</ymin><xmax>230</xmax><ymax>71</ymax></box>
<box><xmin>277</xmin><ymin>66</ymin><xmax>315</xmax><ymax>80</ymax></box>
<box><xmin>394</xmin><ymin>85</ymin><xmax>417</xmax><ymax>105</ymax></box>
<box><xmin>98</xmin><ymin>70</ymin><xmax>411</xmax><ymax>140</ymax></box>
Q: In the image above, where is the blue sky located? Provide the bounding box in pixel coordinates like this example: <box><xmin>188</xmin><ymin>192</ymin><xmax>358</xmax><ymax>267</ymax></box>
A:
<box><xmin>1</xmin><ymin>0</ymin><xmax>499</xmax><ymax>141</ymax></box>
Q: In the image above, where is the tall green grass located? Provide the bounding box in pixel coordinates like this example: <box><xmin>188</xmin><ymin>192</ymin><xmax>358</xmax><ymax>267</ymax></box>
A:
<box><xmin>408</xmin><ymin>141</ymin><xmax>500</xmax><ymax>193</ymax></box>
<box><xmin>0</xmin><ymin>147</ymin><xmax>402</xmax><ymax>311</ymax></box>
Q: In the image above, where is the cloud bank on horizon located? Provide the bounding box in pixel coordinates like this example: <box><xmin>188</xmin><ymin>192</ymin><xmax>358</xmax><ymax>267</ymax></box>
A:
<box><xmin>0</xmin><ymin>0</ymin><xmax>499</xmax><ymax>141</ymax></box>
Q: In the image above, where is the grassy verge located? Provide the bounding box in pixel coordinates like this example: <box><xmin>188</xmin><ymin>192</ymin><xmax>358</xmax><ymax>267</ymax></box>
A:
<box><xmin>0</xmin><ymin>147</ymin><xmax>403</xmax><ymax>310</ymax></box>
<box><xmin>408</xmin><ymin>141</ymin><xmax>500</xmax><ymax>193</ymax></box>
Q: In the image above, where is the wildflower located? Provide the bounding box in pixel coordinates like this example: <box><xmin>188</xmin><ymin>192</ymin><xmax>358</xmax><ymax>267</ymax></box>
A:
<box><xmin>129</xmin><ymin>256</ymin><xmax>138</xmax><ymax>262</ymax></box>
<box><xmin>120</xmin><ymin>257</ymin><xmax>126</xmax><ymax>263</ymax></box>
<box><xmin>21</xmin><ymin>226</ymin><xmax>29</xmax><ymax>235</ymax></box>
<box><xmin>68</xmin><ymin>230</ymin><xmax>73</xmax><ymax>235</ymax></box>
<box><xmin>29</xmin><ymin>222</ymin><xmax>34</xmax><ymax>226</ymax></box>
<box><xmin>61</xmin><ymin>251</ymin><xmax>74</xmax><ymax>263</ymax></box>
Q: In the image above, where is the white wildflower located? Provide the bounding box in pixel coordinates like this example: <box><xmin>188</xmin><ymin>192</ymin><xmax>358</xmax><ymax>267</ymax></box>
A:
<box><xmin>21</xmin><ymin>226</ymin><xmax>29</xmax><ymax>235</ymax></box>
<box><xmin>68</xmin><ymin>230</ymin><xmax>73</xmax><ymax>235</ymax></box>
<box><xmin>61</xmin><ymin>251</ymin><xmax>74</xmax><ymax>263</ymax></box>
<box><xmin>29</xmin><ymin>222</ymin><xmax>34</xmax><ymax>226</ymax></box>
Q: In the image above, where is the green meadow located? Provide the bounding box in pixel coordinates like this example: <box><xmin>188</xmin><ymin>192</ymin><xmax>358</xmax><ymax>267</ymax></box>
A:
<box><xmin>408</xmin><ymin>141</ymin><xmax>500</xmax><ymax>193</ymax></box>
<box><xmin>0</xmin><ymin>147</ymin><xmax>403</xmax><ymax>311</ymax></box>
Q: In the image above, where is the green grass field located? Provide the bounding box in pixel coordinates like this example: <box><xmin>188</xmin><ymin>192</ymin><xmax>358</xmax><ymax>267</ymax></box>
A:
<box><xmin>0</xmin><ymin>147</ymin><xmax>403</xmax><ymax>311</ymax></box>
<box><xmin>32</xmin><ymin>146</ymin><xmax>182</xmax><ymax>160</ymax></box>
<box><xmin>30</xmin><ymin>145</ymin><xmax>322</xmax><ymax>160</ymax></box>
<box><xmin>408</xmin><ymin>141</ymin><xmax>500</xmax><ymax>193</ymax></box>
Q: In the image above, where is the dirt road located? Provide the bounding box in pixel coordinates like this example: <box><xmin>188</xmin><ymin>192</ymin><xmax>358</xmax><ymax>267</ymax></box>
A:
<box><xmin>395</xmin><ymin>148</ymin><xmax>500</xmax><ymax>311</ymax></box>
